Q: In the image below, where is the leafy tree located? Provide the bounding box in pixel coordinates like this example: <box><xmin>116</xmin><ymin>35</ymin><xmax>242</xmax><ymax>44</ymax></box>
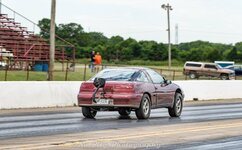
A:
<box><xmin>38</xmin><ymin>18</ymin><xmax>54</xmax><ymax>39</ymax></box>
<box><xmin>106</xmin><ymin>36</ymin><xmax>124</xmax><ymax>61</ymax></box>
<box><xmin>37</xmin><ymin>18</ymin><xmax>242</xmax><ymax>63</ymax></box>
<box><xmin>207</xmin><ymin>49</ymin><xmax>222</xmax><ymax>62</ymax></box>
<box><xmin>130</xmin><ymin>42</ymin><xmax>142</xmax><ymax>59</ymax></box>
<box><xmin>139</xmin><ymin>41</ymin><xmax>158</xmax><ymax>60</ymax></box>
<box><xmin>235</xmin><ymin>42</ymin><xmax>242</xmax><ymax>52</ymax></box>
<box><xmin>86</xmin><ymin>32</ymin><xmax>108</xmax><ymax>47</ymax></box>
<box><xmin>119</xmin><ymin>38</ymin><xmax>139</xmax><ymax>60</ymax></box>
<box><xmin>227</xmin><ymin>47</ymin><xmax>239</xmax><ymax>61</ymax></box>
<box><xmin>57</xmin><ymin>23</ymin><xmax>84</xmax><ymax>44</ymax></box>
<box><xmin>171</xmin><ymin>46</ymin><xmax>180</xmax><ymax>60</ymax></box>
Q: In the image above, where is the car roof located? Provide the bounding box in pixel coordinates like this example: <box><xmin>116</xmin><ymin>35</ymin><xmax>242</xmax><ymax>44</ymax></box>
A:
<box><xmin>185</xmin><ymin>61</ymin><xmax>203</xmax><ymax>64</ymax></box>
<box><xmin>102</xmin><ymin>67</ymin><xmax>151</xmax><ymax>71</ymax></box>
<box><xmin>185</xmin><ymin>61</ymin><xmax>217</xmax><ymax>65</ymax></box>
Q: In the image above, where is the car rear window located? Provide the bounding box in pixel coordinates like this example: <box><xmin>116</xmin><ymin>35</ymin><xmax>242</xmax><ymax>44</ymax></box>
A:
<box><xmin>185</xmin><ymin>63</ymin><xmax>202</xmax><ymax>67</ymax></box>
<box><xmin>90</xmin><ymin>69</ymin><xmax>137</xmax><ymax>81</ymax></box>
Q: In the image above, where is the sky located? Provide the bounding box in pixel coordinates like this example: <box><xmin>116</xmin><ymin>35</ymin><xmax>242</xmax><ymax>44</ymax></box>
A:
<box><xmin>1</xmin><ymin>0</ymin><xmax>242</xmax><ymax>44</ymax></box>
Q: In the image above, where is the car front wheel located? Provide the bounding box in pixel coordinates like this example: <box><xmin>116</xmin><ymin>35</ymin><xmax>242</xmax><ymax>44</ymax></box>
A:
<box><xmin>135</xmin><ymin>94</ymin><xmax>151</xmax><ymax>119</ymax></box>
<box><xmin>82</xmin><ymin>107</ymin><xmax>97</xmax><ymax>118</ymax></box>
<box><xmin>220</xmin><ymin>74</ymin><xmax>228</xmax><ymax>80</ymax></box>
<box><xmin>168</xmin><ymin>93</ymin><xmax>183</xmax><ymax>117</ymax></box>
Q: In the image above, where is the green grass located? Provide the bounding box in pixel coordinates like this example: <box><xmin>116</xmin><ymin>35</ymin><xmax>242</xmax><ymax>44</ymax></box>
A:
<box><xmin>1</xmin><ymin>71</ymin><xmax>51</xmax><ymax>81</ymax></box>
<box><xmin>0</xmin><ymin>64</ymin><xmax>96</xmax><ymax>81</ymax></box>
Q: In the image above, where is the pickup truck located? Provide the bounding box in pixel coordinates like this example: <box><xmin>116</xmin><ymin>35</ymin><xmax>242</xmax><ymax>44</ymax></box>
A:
<box><xmin>183</xmin><ymin>61</ymin><xmax>235</xmax><ymax>80</ymax></box>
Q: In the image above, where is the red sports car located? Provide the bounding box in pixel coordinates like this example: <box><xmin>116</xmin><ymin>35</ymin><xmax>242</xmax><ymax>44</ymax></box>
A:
<box><xmin>77</xmin><ymin>67</ymin><xmax>184</xmax><ymax>119</ymax></box>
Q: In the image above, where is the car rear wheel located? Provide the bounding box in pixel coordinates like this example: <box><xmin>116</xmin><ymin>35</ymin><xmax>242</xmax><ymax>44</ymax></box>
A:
<box><xmin>135</xmin><ymin>94</ymin><xmax>151</xmax><ymax>119</ymax></box>
<box><xmin>168</xmin><ymin>93</ymin><xmax>183</xmax><ymax>117</ymax></box>
<box><xmin>118</xmin><ymin>108</ymin><xmax>131</xmax><ymax>116</ymax></box>
<box><xmin>82</xmin><ymin>107</ymin><xmax>97</xmax><ymax>118</ymax></box>
<box><xmin>189</xmin><ymin>72</ymin><xmax>197</xmax><ymax>79</ymax></box>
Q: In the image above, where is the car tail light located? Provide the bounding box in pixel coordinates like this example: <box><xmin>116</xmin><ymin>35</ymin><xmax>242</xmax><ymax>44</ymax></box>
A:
<box><xmin>79</xmin><ymin>83</ymin><xmax>95</xmax><ymax>92</ymax></box>
<box><xmin>113</xmin><ymin>84</ymin><xmax>134</xmax><ymax>93</ymax></box>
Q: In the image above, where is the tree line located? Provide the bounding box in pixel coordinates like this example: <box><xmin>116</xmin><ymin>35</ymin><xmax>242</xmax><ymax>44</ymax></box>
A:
<box><xmin>38</xmin><ymin>18</ymin><xmax>242</xmax><ymax>63</ymax></box>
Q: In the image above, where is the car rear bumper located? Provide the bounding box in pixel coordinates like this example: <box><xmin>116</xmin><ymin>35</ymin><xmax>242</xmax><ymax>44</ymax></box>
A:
<box><xmin>78</xmin><ymin>93</ymin><xmax>142</xmax><ymax>108</ymax></box>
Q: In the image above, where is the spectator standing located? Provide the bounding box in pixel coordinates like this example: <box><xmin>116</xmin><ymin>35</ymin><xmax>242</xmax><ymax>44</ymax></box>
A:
<box><xmin>90</xmin><ymin>51</ymin><xmax>95</xmax><ymax>72</ymax></box>
<box><xmin>94</xmin><ymin>52</ymin><xmax>102</xmax><ymax>72</ymax></box>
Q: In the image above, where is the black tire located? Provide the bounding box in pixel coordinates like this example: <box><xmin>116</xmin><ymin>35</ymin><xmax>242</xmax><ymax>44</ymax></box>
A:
<box><xmin>118</xmin><ymin>108</ymin><xmax>131</xmax><ymax>116</ymax></box>
<box><xmin>82</xmin><ymin>107</ymin><xmax>97</xmax><ymax>118</ymax></box>
<box><xmin>220</xmin><ymin>74</ymin><xmax>228</xmax><ymax>80</ymax></box>
<box><xmin>189</xmin><ymin>72</ymin><xmax>197</xmax><ymax>79</ymax></box>
<box><xmin>135</xmin><ymin>94</ymin><xmax>151</xmax><ymax>119</ymax></box>
<box><xmin>168</xmin><ymin>93</ymin><xmax>183</xmax><ymax>117</ymax></box>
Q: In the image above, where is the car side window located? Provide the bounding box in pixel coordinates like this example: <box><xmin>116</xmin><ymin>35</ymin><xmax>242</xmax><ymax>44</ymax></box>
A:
<box><xmin>146</xmin><ymin>69</ymin><xmax>165</xmax><ymax>84</ymax></box>
<box><xmin>136</xmin><ymin>72</ymin><xmax>149</xmax><ymax>82</ymax></box>
<box><xmin>204</xmin><ymin>64</ymin><xmax>217</xmax><ymax>69</ymax></box>
<box><xmin>185</xmin><ymin>63</ymin><xmax>202</xmax><ymax>67</ymax></box>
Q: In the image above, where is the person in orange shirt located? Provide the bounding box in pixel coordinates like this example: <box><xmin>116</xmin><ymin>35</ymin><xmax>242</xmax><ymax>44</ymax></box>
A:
<box><xmin>94</xmin><ymin>52</ymin><xmax>102</xmax><ymax>72</ymax></box>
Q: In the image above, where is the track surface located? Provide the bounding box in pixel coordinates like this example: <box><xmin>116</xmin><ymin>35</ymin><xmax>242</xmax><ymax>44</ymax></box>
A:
<box><xmin>0</xmin><ymin>99</ymin><xmax>242</xmax><ymax>149</ymax></box>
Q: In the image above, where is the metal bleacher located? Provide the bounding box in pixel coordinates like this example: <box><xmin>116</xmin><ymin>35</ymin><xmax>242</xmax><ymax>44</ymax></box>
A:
<box><xmin>0</xmin><ymin>3</ymin><xmax>75</xmax><ymax>70</ymax></box>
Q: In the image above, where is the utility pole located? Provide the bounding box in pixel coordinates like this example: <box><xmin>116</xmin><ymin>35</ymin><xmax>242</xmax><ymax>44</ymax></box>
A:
<box><xmin>0</xmin><ymin>0</ymin><xmax>2</xmax><ymax>14</ymax></box>
<box><xmin>48</xmin><ymin>0</ymin><xmax>56</xmax><ymax>81</ymax></box>
<box><xmin>161</xmin><ymin>3</ymin><xmax>172</xmax><ymax>70</ymax></box>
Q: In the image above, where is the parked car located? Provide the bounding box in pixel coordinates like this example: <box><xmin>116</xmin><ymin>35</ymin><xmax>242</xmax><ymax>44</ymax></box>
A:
<box><xmin>77</xmin><ymin>67</ymin><xmax>184</xmax><ymax>119</ymax></box>
<box><xmin>183</xmin><ymin>61</ymin><xmax>235</xmax><ymax>80</ymax></box>
<box><xmin>225</xmin><ymin>65</ymin><xmax>242</xmax><ymax>76</ymax></box>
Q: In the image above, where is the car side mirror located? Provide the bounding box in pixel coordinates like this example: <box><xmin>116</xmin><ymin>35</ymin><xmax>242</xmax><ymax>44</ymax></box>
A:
<box><xmin>165</xmin><ymin>80</ymin><xmax>172</xmax><ymax>84</ymax></box>
<box><xmin>161</xmin><ymin>80</ymin><xmax>172</xmax><ymax>86</ymax></box>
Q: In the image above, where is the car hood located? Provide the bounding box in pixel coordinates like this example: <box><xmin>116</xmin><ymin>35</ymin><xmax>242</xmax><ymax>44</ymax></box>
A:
<box><xmin>221</xmin><ymin>68</ymin><xmax>235</xmax><ymax>73</ymax></box>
